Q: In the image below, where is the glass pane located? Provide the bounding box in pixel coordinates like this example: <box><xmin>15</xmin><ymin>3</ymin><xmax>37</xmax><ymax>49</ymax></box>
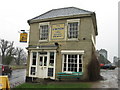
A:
<box><xmin>75</xmin><ymin>68</ymin><xmax>77</xmax><ymax>72</ymax></box>
<box><xmin>48</xmin><ymin>68</ymin><xmax>53</xmax><ymax>77</ymax></box>
<box><xmin>40</xmin><ymin>57</ymin><xmax>43</xmax><ymax>66</ymax></box>
<box><xmin>32</xmin><ymin>59</ymin><xmax>36</xmax><ymax>65</ymax></box>
<box><xmin>31</xmin><ymin>67</ymin><xmax>35</xmax><ymax>75</ymax></box>
<box><xmin>44</xmin><ymin>57</ymin><xmax>47</xmax><ymax>66</ymax></box>
<box><xmin>79</xmin><ymin>64</ymin><xmax>82</xmax><ymax>67</ymax></box>
<box><xmin>49</xmin><ymin>52</ymin><xmax>54</xmax><ymax>66</ymax></box>
<box><xmin>79</xmin><ymin>68</ymin><xmax>82</xmax><ymax>72</ymax></box>
<box><xmin>32</xmin><ymin>52</ymin><xmax>36</xmax><ymax>65</ymax></box>
<box><xmin>64</xmin><ymin>68</ymin><xmax>66</xmax><ymax>71</ymax></box>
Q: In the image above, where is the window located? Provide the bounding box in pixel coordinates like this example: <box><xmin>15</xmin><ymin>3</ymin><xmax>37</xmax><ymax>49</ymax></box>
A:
<box><xmin>49</xmin><ymin>52</ymin><xmax>54</xmax><ymax>66</ymax></box>
<box><xmin>63</xmin><ymin>54</ymin><xmax>82</xmax><ymax>72</ymax></box>
<box><xmin>48</xmin><ymin>68</ymin><xmax>53</xmax><ymax>77</ymax></box>
<box><xmin>40</xmin><ymin>25</ymin><xmax>48</xmax><ymax>40</ymax></box>
<box><xmin>32</xmin><ymin>52</ymin><xmax>37</xmax><ymax>65</ymax></box>
<box><xmin>68</xmin><ymin>22</ymin><xmax>79</xmax><ymax>39</ymax></box>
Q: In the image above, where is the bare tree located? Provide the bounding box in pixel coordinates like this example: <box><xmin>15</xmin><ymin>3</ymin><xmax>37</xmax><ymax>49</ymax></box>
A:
<box><xmin>15</xmin><ymin>47</ymin><xmax>27</xmax><ymax>65</ymax></box>
<box><xmin>0</xmin><ymin>39</ymin><xmax>15</xmax><ymax>65</ymax></box>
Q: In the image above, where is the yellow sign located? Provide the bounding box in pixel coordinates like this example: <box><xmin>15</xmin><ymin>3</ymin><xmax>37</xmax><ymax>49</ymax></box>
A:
<box><xmin>51</xmin><ymin>24</ymin><xmax>65</xmax><ymax>40</ymax></box>
<box><xmin>20</xmin><ymin>33</ymin><xmax>28</xmax><ymax>42</ymax></box>
<box><xmin>0</xmin><ymin>76</ymin><xmax>10</xmax><ymax>90</ymax></box>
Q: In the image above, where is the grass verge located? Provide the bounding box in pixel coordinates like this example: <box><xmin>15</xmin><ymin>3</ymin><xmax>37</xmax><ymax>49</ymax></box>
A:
<box><xmin>15</xmin><ymin>82</ymin><xmax>92</xmax><ymax>88</ymax></box>
<box><xmin>10</xmin><ymin>65</ymin><xmax>26</xmax><ymax>70</ymax></box>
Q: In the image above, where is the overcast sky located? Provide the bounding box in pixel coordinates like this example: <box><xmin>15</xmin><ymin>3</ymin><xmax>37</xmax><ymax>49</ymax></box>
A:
<box><xmin>0</xmin><ymin>0</ymin><xmax>118</xmax><ymax>62</ymax></box>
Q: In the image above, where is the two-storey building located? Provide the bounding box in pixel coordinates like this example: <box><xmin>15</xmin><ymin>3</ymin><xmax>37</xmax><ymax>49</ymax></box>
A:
<box><xmin>26</xmin><ymin>7</ymin><xmax>99</xmax><ymax>81</ymax></box>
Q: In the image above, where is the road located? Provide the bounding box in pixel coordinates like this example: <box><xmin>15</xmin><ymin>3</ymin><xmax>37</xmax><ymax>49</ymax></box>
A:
<box><xmin>9</xmin><ymin>69</ymin><xmax>26</xmax><ymax>88</ymax></box>
<box><xmin>92</xmin><ymin>68</ymin><xmax>119</xmax><ymax>89</ymax></box>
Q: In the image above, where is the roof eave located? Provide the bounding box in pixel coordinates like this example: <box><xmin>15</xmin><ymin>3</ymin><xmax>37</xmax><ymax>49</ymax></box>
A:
<box><xmin>28</xmin><ymin>14</ymin><xmax>91</xmax><ymax>24</ymax></box>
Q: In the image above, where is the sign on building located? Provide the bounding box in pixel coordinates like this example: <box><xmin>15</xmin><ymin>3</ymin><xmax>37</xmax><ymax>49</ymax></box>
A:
<box><xmin>20</xmin><ymin>32</ymin><xmax>28</xmax><ymax>42</ymax></box>
<box><xmin>51</xmin><ymin>24</ymin><xmax>65</xmax><ymax>40</ymax></box>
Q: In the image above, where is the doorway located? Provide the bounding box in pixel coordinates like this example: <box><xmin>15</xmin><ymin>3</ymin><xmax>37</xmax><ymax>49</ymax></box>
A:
<box><xmin>38</xmin><ymin>54</ymin><xmax>48</xmax><ymax>78</ymax></box>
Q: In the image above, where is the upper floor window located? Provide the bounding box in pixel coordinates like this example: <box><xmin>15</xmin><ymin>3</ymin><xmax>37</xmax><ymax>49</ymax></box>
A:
<box><xmin>40</xmin><ymin>25</ymin><xmax>48</xmax><ymax>40</ymax></box>
<box><xmin>67</xmin><ymin>19</ymin><xmax>80</xmax><ymax>39</ymax></box>
<box><xmin>68</xmin><ymin>22</ymin><xmax>79</xmax><ymax>39</ymax></box>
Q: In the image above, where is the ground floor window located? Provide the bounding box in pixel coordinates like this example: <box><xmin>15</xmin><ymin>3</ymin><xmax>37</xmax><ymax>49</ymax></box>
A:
<box><xmin>30</xmin><ymin>67</ymin><xmax>36</xmax><ymax>75</ymax></box>
<box><xmin>63</xmin><ymin>54</ymin><xmax>82</xmax><ymax>72</ymax></box>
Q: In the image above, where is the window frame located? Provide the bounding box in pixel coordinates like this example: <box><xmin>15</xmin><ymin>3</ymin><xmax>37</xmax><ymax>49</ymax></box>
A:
<box><xmin>39</xmin><ymin>22</ymin><xmax>50</xmax><ymax>42</ymax></box>
<box><xmin>67</xmin><ymin>19</ymin><xmax>80</xmax><ymax>40</ymax></box>
<box><xmin>61</xmin><ymin>50</ymin><xmax>84</xmax><ymax>72</ymax></box>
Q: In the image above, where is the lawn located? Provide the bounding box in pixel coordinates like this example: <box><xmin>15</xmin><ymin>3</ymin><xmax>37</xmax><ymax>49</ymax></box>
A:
<box><xmin>10</xmin><ymin>65</ymin><xmax>26</xmax><ymax>70</ymax></box>
<box><xmin>15</xmin><ymin>82</ymin><xmax>92</xmax><ymax>88</ymax></box>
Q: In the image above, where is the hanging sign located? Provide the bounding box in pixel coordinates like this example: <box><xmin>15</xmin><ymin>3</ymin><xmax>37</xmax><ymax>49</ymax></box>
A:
<box><xmin>51</xmin><ymin>23</ymin><xmax>65</xmax><ymax>40</ymax></box>
<box><xmin>20</xmin><ymin>32</ymin><xmax>28</xmax><ymax>42</ymax></box>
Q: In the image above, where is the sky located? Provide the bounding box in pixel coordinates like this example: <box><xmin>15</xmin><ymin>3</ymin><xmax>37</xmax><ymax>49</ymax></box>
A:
<box><xmin>0</xmin><ymin>0</ymin><xmax>118</xmax><ymax>62</ymax></box>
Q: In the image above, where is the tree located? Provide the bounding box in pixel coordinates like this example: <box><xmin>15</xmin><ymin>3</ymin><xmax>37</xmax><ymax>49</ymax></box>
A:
<box><xmin>0</xmin><ymin>39</ymin><xmax>15</xmax><ymax>65</ymax></box>
<box><xmin>14</xmin><ymin>47</ymin><xmax>27</xmax><ymax>65</ymax></box>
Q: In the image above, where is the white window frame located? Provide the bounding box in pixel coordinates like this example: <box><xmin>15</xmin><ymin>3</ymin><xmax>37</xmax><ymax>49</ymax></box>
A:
<box><xmin>29</xmin><ymin>50</ymin><xmax>56</xmax><ymax>79</ymax></box>
<box><xmin>29</xmin><ymin>51</ymin><xmax>38</xmax><ymax>77</ymax></box>
<box><xmin>39</xmin><ymin>22</ymin><xmax>50</xmax><ymax>42</ymax></box>
<box><xmin>61</xmin><ymin>50</ymin><xmax>84</xmax><ymax>72</ymax></box>
<box><xmin>67</xmin><ymin>19</ymin><xmax>80</xmax><ymax>41</ymax></box>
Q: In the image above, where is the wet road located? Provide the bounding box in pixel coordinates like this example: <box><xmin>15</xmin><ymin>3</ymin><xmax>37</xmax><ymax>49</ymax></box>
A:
<box><xmin>92</xmin><ymin>68</ymin><xmax>119</xmax><ymax>89</ymax></box>
<box><xmin>9</xmin><ymin>69</ymin><xmax>26</xmax><ymax>88</ymax></box>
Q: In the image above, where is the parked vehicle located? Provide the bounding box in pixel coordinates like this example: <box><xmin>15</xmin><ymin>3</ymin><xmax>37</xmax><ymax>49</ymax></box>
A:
<box><xmin>0</xmin><ymin>64</ymin><xmax>12</xmax><ymax>77</ymax></box>
<box><xmin>100</xmin><ymin>63</ymin><xmax>116</xmax><ymax>70</ymax></box>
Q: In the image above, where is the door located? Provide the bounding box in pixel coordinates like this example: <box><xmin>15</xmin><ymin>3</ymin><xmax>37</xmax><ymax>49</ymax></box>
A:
<box><xmin>38</xmin><ymin>55</ymin><xmax>48</xmax><ymax>78</ymax></box>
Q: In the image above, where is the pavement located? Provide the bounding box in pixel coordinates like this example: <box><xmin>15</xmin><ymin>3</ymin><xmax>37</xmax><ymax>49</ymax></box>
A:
<box><xmin>9</xmin><ymin>69</ymin><xmax>26</xmax><ymax>88</ymax></box>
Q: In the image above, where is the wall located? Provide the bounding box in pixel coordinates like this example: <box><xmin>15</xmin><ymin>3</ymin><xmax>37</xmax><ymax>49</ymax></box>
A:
<box><xmin>26</xmin><ymin>16</ymin><xmax>98</xmax><ymax>80</ymax></box>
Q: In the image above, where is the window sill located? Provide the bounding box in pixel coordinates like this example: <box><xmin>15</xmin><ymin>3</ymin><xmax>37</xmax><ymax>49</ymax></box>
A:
<box><xmin>39</xmin><ymin>40</ymin><xmax>48</xmax><ymax>42</ymax></box>
<box><xmin>67</xmin><ymin>38</ymin><xmax>79</xmax><ymax>41</ymax></box>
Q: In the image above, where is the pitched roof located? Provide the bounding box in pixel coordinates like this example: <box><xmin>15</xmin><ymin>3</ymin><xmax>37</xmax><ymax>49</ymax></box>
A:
<box><xmin>28</xmin><ymin>7</ymin><xmax>93</xmax><ymax>22</ymax></box>
<box><xmin>28</xmin><ymin>7</ymin><xmax>98</xmax><ymax>35</ymax></box>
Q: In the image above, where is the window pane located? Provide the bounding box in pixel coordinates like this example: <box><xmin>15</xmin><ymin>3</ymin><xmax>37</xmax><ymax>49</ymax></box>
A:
<box><xmin>30</xmin><ymin>67</ymin><xmax>35</xmax><ymax>75</ymax></box>
<box><xmin>32</xmin><ymin>52</ymin><xmax>36</xmax><ymax>65</ymax></box>
<box><xmin>49</xmin><ymin>52</ymin><xmax>54</xmax><ymax>66</ymax></box>
<box><xmin>48</xmin><ymin>68</ymin><xmax>53</xmax><ymax>77</ymax></box>
<box><xmin>44</xmin><ymin>57</ymin><xmax>47</xmax><ymax>66</ymax></box>
<box><xmin>40</xmin><ymin>57</ymin><xmax>43</xmax><ymax>66</ymax></box>
<box><xmin>79</xmin><ymin>68</ymin><xmax>82</xmax><ymax>72</ymax></box>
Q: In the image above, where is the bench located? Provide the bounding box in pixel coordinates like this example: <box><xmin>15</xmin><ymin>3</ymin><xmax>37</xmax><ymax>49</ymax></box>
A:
<box><xmin>56</xmin><ymin>72</ymin><xmax>83</xmax><ymax>81</ymax></box>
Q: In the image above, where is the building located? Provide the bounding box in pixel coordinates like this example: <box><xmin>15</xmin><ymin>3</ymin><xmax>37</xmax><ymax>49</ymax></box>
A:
<box><xmin>26</xmin><ymin>7</ymin><xmax>99</xmax><ymax>81</ymax></box>
<box><xmin>113</xmin><ymin>56</ymin><xmax>120</xmax><ymax>67</ymax></box>
<box><xmin>97</xmin><ymin>49</ymin><xmax>111</xmax><ymax>64</ymax></box>
<box><xmin>98</xmin><ymin>49</ymin><xmax>107</xmax><ymax>59</ymax></box>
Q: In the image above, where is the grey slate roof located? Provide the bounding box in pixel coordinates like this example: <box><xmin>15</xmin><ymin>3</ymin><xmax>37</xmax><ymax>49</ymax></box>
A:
<box><xmin>29</xmin><ymin>7</ymin><xmax>93</xmax><ymax>21</ymax></box>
